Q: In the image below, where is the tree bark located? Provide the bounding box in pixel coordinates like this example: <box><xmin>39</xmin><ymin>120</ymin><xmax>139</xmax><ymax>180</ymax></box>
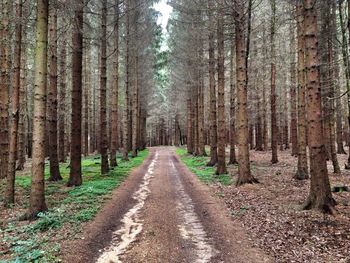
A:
<box><xmin>303</xmin><ymin>0</ymin><xmax>335</xmax><ymax>214</ymax></box>
<box><xmin>58</xmin><ymin>41</ymin><xmax>66</xmax><ymax>163</ymax></box>
<box><xmin>100</xmin><ymin>0</ymin><xmax>109</xmax><ymax>174</ymax></box>
<box><xmin>123</xmin><ymin>0</ymin><xmax>130</xmax><ymax>161</ymax></box>
<box><xmin>5</xmin><ymin>0</ymin><xmax>22</xmax><ymax>205</ymax></box>
<box><xmin>206</xmin><ymin>0</ymin><xmax>218</xmax><ymax>166</ymax></box>
<box><xmin>229</xmin><ymin>33</ymin><xmax>237</xmax><ymax>164</ymax></box>
<box><xmin>0</xmin><ymin>0</ymin><xmax>10</xmax><ymax>180</ymax></box>
<box><xmin>83</xmin><ymin>46</ymin><xmax>90</xmax><ymax>157</ymax></box>
<box><xmin>68</xmin><ymin>1</ymin><xmax>84</xmax><ymax>187</ymax></box>
<box><xmin>17</xmin><ymin>23</ymin><xmax>27</xmax><ymax>171</ymax></box>
<box><xmin>216</xmin><ymin>0</ymin><xmax>227</xmax><ymax>175</ymax></box>
<box><xmin>270</xmin><ymin>0</ymin><xmax>278</xmax><ymax>164</ymax></box>
<box><xmin>27</xmin><ymin>0</ymin><xmax>49</xmax><ymax>218</ymax></box>
<box><xmin>47</xmin><ymin>8</ymin><xmax>62</xmax><ymax>181</ymax></box>
<box><xmin>295</xmin><ymin>0</ymin><xmax>309</xmax><ymax>180</ymax></box>
<box><xmin>110</xmin><ymin>0</ymin><xmax>120</xmax><ymax>167</ymax></box>
<box><xmin>235</xmin><ymin>0</ymin><xmax>257</xmax><ymax>186</ymax></box>
<box><xmin>290</xmin><ymin>13</ymin><xmax>298</xmax><ymax>156</ymax></box>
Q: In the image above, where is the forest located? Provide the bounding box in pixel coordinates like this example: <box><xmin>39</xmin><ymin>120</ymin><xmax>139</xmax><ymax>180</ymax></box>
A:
<box><xmin>0</xmin><ymin>0</ymin><xmax>350</xmax><ymax>262</ymax></box>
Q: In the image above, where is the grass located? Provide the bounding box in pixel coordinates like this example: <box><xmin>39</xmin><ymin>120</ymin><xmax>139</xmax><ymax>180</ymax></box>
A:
<box><xmin>0</xmin><ymin>150</ymin><xmax>149</xmax><ymax>263</ymax></box>
<box><xmin>175</xmin><ymin>148</ymin><xmax>233</xmax><ymax>186</ymax></box>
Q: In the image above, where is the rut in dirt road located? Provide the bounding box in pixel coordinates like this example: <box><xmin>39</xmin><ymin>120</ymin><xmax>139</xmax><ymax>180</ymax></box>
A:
<box><xmin>170</xmin><ymin>160</ymin><xmax>218</xmax><ymax>263</ymax></box>
<box><xmin>96</xmin><ymin>152</ymin><xmax>159</xmax><ymax>263</ymax></box>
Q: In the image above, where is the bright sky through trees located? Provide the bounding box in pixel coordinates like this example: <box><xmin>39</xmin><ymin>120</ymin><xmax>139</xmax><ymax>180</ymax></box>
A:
<box><xmin>154</xmin><ymin>0</ymin><xmax>172</xmax><ymax>32</ymax></box>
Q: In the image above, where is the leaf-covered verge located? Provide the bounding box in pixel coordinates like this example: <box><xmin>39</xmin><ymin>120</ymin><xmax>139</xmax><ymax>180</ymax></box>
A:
<box><xmin>178</xmin><ymin>147</ymin><xmax>350</xmax><ymax>263</ymax></box>
<box><xmin>0</xmin><ymin>150</ymin><xmax>149</xmax><ymax>263</ymax></box>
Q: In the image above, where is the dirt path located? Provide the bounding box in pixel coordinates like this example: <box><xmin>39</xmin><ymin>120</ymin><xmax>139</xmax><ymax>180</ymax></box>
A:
<box><xmin>63</xmin><ymin>147</ymin><xmax>271</xmax><ymax>263</ymax></box>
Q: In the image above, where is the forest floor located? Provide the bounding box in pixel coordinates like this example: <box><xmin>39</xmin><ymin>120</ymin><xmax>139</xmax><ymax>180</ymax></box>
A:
<box><xmin>1</xmin><ymin>147</ymin><xmax>349</xmax><ymax>263</ymax></box>
<box><xmin>0</xmin><ymin>150</ymin><xmax>149</xmax><ymax>262</ymax></box>
<box><xmin>177</xmin><ymin>147</ymin><xmax>350</xmax><ymax>263</ymax></box>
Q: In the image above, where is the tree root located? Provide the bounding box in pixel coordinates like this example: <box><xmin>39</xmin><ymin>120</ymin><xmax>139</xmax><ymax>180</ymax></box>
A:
<box><xmin>236</xmin><ymin>176</ymin><xmax>259</xmax><ymax>187</ymax></box>
<box><xmin>294</xmin><ymin>170</ymin><xmax>309</xmax><ymax>180</ymax></box>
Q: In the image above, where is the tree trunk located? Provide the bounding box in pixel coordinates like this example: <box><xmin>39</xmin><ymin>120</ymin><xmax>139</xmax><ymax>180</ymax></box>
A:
<box><xmin>17</xmin><ymin>24</ymin><xmax>27</xmax><ymax>171</ymax></box>
<box><xmin>27</xmin><ymin>0</ymin><xmax>49</xmax><ymax>218</ymax></box>
<box><xmin>0</xmin><ymin>0</ymin><xmax>10</xmax><ymax>180</ymax></box>
<box><xmin>262</xmin><ymin>26</ymin><xmax>269</xmax><ymax>151</ymax></box>
<box><xmin>229</xmin><ymin>34</ymin><xmax>237</xmax><ymax>164</ymax></box>
<box><xmin>100</xmin><ymin>0</ymin><xmax>109</xmax><ymax>175</ymax></box>
<box><xmin>295</xmin><ymin>0</ymin><xmax>309</xmax><ymax>180</ymax></box>
<box><xmin>123</xmin><ymin>0</ymin><xmax>130</xmax><ymax>161</ymax></box>
<box><xmin>83</xmin><ymin>47</ymin><xmax>90</xmax><ymax>157</ymax></box>
<box><xmin>68</xmin><ymin>1</ymin><xmax>84</xmax><ymax>187</ymax></box>
<box><xmin>58</xmin><ymin>41</ymin><xmax>66</xmax><ymax>163</ymax></box>
<box><xmin>110</xmin><ymin>0</ymin><xmax>120</xmax><ymax>167</ymax></box>
<box><xmin>132</xmin><ymin>50</ymin><xmax>139</xmax><ymax>157</ymax></box>
<box><xmin>216</xmin><ymin>0</ymin><xmax>227</xmax><ymax>175</ymax></box>
<box><xmin>290</xmin><ymin>14</ymin><xmax>298</xmax><ymax>156</ymax></box>
<box><xmin>5</xmin><ymin>0</ymin><xmax>22</xmax><ymax>205</ymax></box>
<box><xmin>206</xmin><ymin>0</ymin><xmax>218</xmax><ymax>166</ymax></box>
<box><xmin>235</xmin><ymin>0</ymin><xmax>257</xmax><ymax>186</ymax></box>
<box><xmin>47</xmin><ymin>8</ymin><xmax>62</xmax><ymax>181</ymax></box>
<box><xmin>198</xmin><ymin>34</ymin><xmax>206</xmax><ymax>156</ymax></box>
<box><xmin>270</xmin><ymin>0</ymin><xmax>278</xmax><ymax>164</ymax></box>
<box><xmin>328</xmin><ymin>1</ymin><xmax>341</xmax><ymax>174</ymax></box>
<box><xmin>303</xmin><ymin>0</ymin><xmax>335</xmax><ymax>214</ymax></box>
<box><xmin>187</xmin><ymin>91</ymin><xmax>194</xmax><ymax>154</ymax></box>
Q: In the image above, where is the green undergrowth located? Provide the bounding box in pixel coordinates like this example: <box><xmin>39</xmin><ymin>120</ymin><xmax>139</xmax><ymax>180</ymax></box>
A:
<box><xmin>176</xmin><ymin>148</ymin><xmax>233</xmax><ymax>186</ymax></box>
<box><xmin>0</xmin><ymin>150</ymin><xmax>149</xmax><ymax>263</ymax></box>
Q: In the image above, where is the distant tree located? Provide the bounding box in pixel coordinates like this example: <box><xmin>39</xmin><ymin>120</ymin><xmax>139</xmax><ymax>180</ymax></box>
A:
<box><xmin>110</xmin><ymin>0</ymin><xmax>120</xmax><ymax>167</ymax></box>
<box><xmin>270</xmin><ymin>0</ymin><xmax>278</xmax><ymax>164</ymax></box>
<box><xmin>206</xmin><ymin>0</ymin><xmax>218</xmax><ymax>167</ymax></box>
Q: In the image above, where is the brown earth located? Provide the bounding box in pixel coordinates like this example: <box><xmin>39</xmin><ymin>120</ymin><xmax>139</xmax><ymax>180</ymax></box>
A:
<box><xmin>62</xmin><ymin>147</ymin><xmax>271</xmax><ymax>263</ymax></box>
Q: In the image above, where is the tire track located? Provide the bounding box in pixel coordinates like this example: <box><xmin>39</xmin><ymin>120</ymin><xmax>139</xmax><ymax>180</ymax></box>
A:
<box><xmin>96</xmin><ymin>152</ymin><xmax>159</xmax><ymax>263</ymax></box>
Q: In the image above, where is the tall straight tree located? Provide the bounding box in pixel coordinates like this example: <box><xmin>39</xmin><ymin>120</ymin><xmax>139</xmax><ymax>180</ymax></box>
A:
<box><xmin>345</xmin><ymin>0</ymin><xmax>350</xmax><ymax>168</ymax></box>
<box><xmin>100</xmin><ymin>0</ymin><xmax>109</xmax><ymax>174</ymax></box>
<box><xmin>58</xmin><ymin>40</ymin><xmax>67</xmax><ymax>163</ymax></box>
<box><xmin>0</xmin><ymin>0</ymin><xmax>10</xmax><ymax>180</ymax></box>
<box><xmin>27</xmin><ymin>0</ymin><xmax>49</xmax><ymax>218</ymax></box>
<box><xmin>110</xmin><ymin>0</ymin><xmax>120</xmax><ymax>167</ymax></box>
<box><xmin>17</xmin><ymin>20</ymin><xmax>27</xmax><ymax>171</ymax></box>
<box><xmin>270</xmin><ymin>0</ymin><xmax>278</xmax><ymax>164</ymax></box>
<box><xmin>123</xmin><ymin>0</ymin><xmax>130</xmax><ymax>161</ymax></box>
<box><xmin>5</xmin><ymin>0</ymin><xmax>22</xmax><ymax>205</ymax></box>
<box><xmin>338</xmin><ymin>0</ymin><xmax>350</xmax><ymax>157</ymax></box>
<box><xmin>235</xmin><ymin>0</ymin><xmax>257</xmax><ymax>186</ymax></box>
<box><xmin>132</xmin><ymin>15</ymin><xmax>139</xmax><ymax>158</ymax></box>
<box><xmin>229</xmin><ymin>31</ymin><xmax>237</xmax><ymax>165</ymax></box>
<box><xmin>289</xmin><ymin>11</ymin><xmax>298</xmax><ymax>157</ymax></box>
<box><xmin>206</xmin><ymin>0</ymin><xmax>218</xmax><ymax>166</ymax></box>
<box><xmin>68</xmin><ymin>1</ymin><xmax>84</xmax><ymax>186</ymax></box>
<box><xmin>295</xmin><ymin>0</ymin><xmax>308</xmax><ymax>180</ymax></box>
<box><xmin>303</xmin><ymin>0</ymin><xmax>335</xmax><ymax>213</ymax></box>
<box><xmin>47</xmin><ymin>7</ymin><xmax>62</xmax><ymax>181</ymax></box>
<box><xmin>215</xmin><ymin>0</ymin><xmax>227</xmax><ymax>175</ymax></box>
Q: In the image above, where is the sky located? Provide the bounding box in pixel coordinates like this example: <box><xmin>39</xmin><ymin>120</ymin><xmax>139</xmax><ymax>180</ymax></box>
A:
<box><xmin>153</xmin><ymin>0</ymin><xmax>173</xmax><ymax>33</ymax></box>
